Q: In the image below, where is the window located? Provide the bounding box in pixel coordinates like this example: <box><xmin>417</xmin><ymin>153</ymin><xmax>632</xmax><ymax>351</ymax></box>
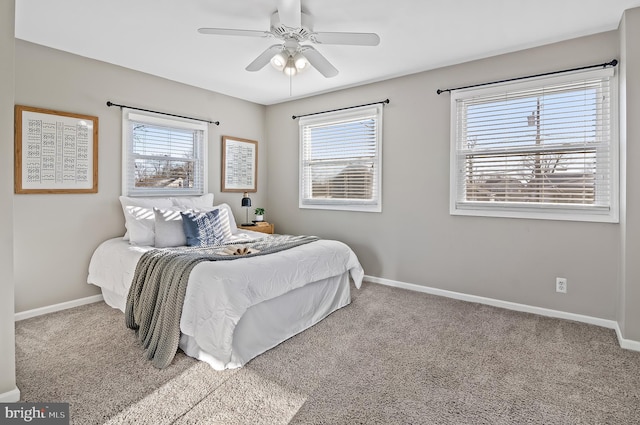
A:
<box><xmin>450</xmin><ymin>68</ymin><xmax>617</xmax><ymax>222</ymax></box>
<box><xmin>299</xmin><ymin>105</ymin><xmax>383</xmax><ymax>212</ymax></box>
<box><xmin>122</xmin><ymin>109</ymin><xmax>208</xmax><ymax>197</ymax></box>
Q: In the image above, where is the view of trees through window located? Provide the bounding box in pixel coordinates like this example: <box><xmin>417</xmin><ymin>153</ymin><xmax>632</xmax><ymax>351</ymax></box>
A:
<box><xmin>132</xmin><ymin>123</ymin><xmax>199</xmax><ymax>189</ymax></box>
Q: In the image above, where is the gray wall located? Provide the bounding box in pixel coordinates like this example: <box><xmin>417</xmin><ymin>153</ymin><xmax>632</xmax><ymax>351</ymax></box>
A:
<box><xmin>0</xmin><ymin>0</ymin><xmax>17</xmax><ymax>400</ymax></box>
<box><xmin>14</xmin><ymin>41</ymin><xmax>266</xmax><ymax>312</ymax></box>
<box><xmin>266</xmin><ymin>31</ymin><xmax>621</xmax><ymax>321</ymax></box>
<box><xmin>11</xmin><ymin>8</ymin><xmax>640</xmax><ymax>345</ymax></box>
<box><xmin>619</xmin><ymin>8</ymin><xmax>640</xmax><ymax>341</ymax></box>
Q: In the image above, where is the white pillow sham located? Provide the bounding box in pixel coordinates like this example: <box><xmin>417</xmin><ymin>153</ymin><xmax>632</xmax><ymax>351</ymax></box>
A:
<box><xmin>119</xmin><ymin>196</ymin><xmax>173</xmax><ymax>246</ymax></box>
<box><xmin>211</xmin><ymin>203</ymin><xmax>238</xmax><ymax>234</ymax></box>
<box><xmin>170</xmin><ymin>193</ymin><xmax>214</xmax><ymax>209</ymax></box>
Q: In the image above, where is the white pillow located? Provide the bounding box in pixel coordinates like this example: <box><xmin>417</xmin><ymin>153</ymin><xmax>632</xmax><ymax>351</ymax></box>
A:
<box><xmin>154</xmin><ymin>207</ymin><xmax>188</xmax><ymax>248</ymax></box>
<box><xmin>119</xmin><ymin>196</ymin><xmax>173</xmax><ymax>246</ymax></box>
<box><xmin>170</xmin><ymin>193</ymin><xmax>214</xmax><ymax>209</ymax></box>
<box><xmin>214</xmin><ymin>203</ymin><xmax>238</xmax><ymax>234</ymax></box>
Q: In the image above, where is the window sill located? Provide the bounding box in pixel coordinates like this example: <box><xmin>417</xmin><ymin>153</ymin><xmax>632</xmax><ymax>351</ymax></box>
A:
<box><xmin>451</xmin><ymin>202</ymin><xmax>618</xmax><ymax>223</ymax></box>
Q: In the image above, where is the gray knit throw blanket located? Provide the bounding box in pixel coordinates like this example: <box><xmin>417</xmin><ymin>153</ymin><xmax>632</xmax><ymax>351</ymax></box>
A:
<box><xmin>125</xmin><ymin>234</ymin><xmax>319</xmax><ymax>369</ymax></box>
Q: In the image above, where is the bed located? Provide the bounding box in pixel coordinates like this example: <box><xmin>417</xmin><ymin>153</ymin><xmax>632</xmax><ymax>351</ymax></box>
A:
<box><xmin>87</xmin><ymin>195</ymin><xmax>364</xmax><ymax>370</ymax></box>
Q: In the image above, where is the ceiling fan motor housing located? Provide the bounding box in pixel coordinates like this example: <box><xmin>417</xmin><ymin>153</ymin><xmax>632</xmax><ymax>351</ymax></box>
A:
<box><xmin>270</xmin><ymin>11</ymin><xmax>313</xmax><ymax>42</ymax></box>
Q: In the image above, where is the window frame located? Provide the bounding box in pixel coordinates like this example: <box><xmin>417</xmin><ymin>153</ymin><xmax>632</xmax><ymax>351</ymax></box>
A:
<box><xmin>298</xmin><ymin>104</ymin><xmax>383</xmax><ymax>212</ymax></box>
<box><xmin>449</xmin><ymin>68</ymin><xmax>619</xmax><ymax>223</ymax></box>
<box><xmin>122</xmin><ymin>108</ymin><xmax>208</xmax><ymax>197</ymax></box>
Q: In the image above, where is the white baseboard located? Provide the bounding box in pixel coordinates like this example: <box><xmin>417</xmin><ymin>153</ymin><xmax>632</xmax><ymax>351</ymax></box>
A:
<box><xmin>365</xmin><ymin>275</ymin><xmax>639</xmax><ymax>351</ymax></box>
<box><xmin>0</xmin><ymin>387</ymin><xmax>20</xmax><ymax>402</ymax></box>
<box><xmin>615</xmin><ymin>323</ymin><xmax>640</xmax><ymax>351</ymax></box>
<box><xmin>14</xmin><ymin>278</ymin><xmax>640</xmax><ymax>352</ymax></box>
<box><xmin>15</xmin><ymin>294</ymin><xmax>104</xmax><ymax>322</ymax></box>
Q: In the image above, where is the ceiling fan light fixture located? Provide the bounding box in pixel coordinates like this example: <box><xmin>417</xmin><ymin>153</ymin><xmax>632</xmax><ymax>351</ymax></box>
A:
<box><xmin>270</xmin><ymin>51</ymin><xmax>287</xmax><ymax>71</ymax></box>
<box><xmin>283</xmin><ymin>56</ymin><xmax>298</xmax><ymax>76</ymax></box>
<box><xmin>293</xmin><ymin>52</ymin><xmax>308</xmax><ymax>71</ymax></box>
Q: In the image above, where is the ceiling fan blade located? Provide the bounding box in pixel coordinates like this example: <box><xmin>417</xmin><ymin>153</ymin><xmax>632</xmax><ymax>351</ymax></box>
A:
<box><xmin>312</xmin><ymin>32</ymin><xmax>380</xmax><ymax>46</ymax></box>
<box><xmin>246</xmin><ymin>44</ymin><xmax>284</xmax><ymax>72</ymax></box>
<box><xmin>300</xmin><ymin>46</ymin><xmax>338</xmax><ymax>78</ymax></box>
<box><xmin>276</xmin><ymin>0</ymin><xmax>301</xmax><ymax>28</ymax></box>
<box><xmin>198</xmin><ymin>27</ymin><xmax>270</xmax><ymax>38</ymax></box>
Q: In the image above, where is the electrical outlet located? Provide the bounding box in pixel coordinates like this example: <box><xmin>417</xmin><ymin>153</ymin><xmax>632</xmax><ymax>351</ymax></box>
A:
<box><xmin>556</xmin><ymin>277</ymin><xmax>567</xmax><ymax>293</ymax></box>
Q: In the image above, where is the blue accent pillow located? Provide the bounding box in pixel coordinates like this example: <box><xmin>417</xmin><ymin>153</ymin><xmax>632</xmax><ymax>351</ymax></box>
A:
<box><xmin>180</xmin><ymin>208</ymin><xmax>232</xmax><ymax>247</ymax></box>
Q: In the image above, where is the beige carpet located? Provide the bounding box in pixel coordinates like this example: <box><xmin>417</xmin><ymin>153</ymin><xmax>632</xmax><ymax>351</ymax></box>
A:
<box><xmin>16</xmin><ymin>282</ymin><xmax>640</xmax><ymax>424</ymax></box>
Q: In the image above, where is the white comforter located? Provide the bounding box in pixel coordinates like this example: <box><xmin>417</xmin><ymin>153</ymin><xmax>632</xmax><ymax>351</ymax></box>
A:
<box><xmin>88</xmin><ymin>233</ymin><xmax>364</xmax><ymax>367</ymax></box>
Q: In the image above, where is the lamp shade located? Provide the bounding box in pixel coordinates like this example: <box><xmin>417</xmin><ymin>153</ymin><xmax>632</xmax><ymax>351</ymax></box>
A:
<box><xmin>241</xmin><ymin>192</ymin><xmax>251</xmax><ymax>207</ymax></box>
<box><xmin>283</xmin><ymin>57</ymin><xmax>298</xmax><ymax>76</ymax></box>
<box><xmin>293</xmin><ymin>52</ymin><xmax>307</xmax><ymax>70</ymax></box>
<box><xmin>270</xmin><ymin>51</ymin><xmax>287</xmax><ymax>71</ymax></box>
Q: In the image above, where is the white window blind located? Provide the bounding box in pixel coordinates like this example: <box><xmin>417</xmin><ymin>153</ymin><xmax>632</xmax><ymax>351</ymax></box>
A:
<box><xmin>299</xmin><ymin>105</ymin><xmax>382</xmax><ymax>212</ymax></box>
<box><xmin>122</xmin><ymin>110</ymin><xmax>207</xmax><ymax>197</ymax></box>
<box><xmin>450</xmin><ymin>68</ymin><xmax>618</xmax><ymax>222</ymax></box>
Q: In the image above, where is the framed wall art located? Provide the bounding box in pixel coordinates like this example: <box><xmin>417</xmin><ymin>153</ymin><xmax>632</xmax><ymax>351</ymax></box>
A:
<box><xmin>221</xmin><ymin>135</ymin><xmax>257</xmax><ymax>192</ymax></box>
<box><xmin>15</xmin><ymin>105</ymin><xmax>98</xmax><ymax>194</ymax></box>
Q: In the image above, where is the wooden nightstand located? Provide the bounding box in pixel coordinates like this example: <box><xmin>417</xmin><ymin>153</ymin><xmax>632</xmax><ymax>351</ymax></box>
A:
<box><xmin>238</xmin><ymin>222</ymin><xmax>274</xmax><ymax>234</ymax></box>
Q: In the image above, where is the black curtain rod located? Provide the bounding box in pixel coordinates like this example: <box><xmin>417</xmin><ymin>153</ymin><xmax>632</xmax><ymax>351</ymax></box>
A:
<box><xmin>106</xmin><ymin>101</ymin><xmax>220</xmax><ymax>125</ymax></box>
<box><xmin>292</xmin><ymin>99</ymin><xmax>390</xmax><ymax>120</ymax></box>
<box><xmin>436</xmin><ymin>59</ymin><xmax>618</xmax><ymax>95</ymax></box>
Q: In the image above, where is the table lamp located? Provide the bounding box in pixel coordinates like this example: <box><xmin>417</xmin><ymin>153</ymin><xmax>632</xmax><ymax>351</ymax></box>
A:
<box><xmin>241</xmin><ymin>192</ymin><xmax>254</xmax><ymax>226</ymax></box>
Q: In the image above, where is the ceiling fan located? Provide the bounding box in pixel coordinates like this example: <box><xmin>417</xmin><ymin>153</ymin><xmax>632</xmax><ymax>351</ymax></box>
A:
<box><xmin>197</xmin><ymin>0</ymin><xmax>380</xmax><ymax>78</ymax></box>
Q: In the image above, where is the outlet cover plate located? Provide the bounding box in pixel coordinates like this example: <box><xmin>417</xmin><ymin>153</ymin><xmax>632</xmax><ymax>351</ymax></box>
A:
<box><xmin>556</xmin><ymin>277</ymin><xmax>567</xmax><ymax>293</ymax></box>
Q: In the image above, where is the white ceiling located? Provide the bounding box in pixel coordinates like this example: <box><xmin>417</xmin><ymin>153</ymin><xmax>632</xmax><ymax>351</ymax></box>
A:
<box><xmin>14</xmin><ymin>0</ymin><xmax>640</xmax><ymax>105</ymax></box>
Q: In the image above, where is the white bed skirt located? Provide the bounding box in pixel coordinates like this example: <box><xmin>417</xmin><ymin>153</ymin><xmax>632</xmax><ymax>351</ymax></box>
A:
<box><xmin>101</xmin><ymin>271</ymin><xmax>351</xmax><ymax>370</ymax></box>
